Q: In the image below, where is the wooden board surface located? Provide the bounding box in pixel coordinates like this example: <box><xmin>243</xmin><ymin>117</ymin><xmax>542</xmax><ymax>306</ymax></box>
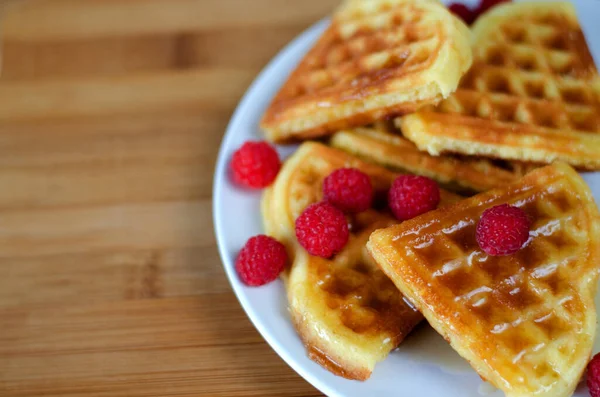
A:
<box><xmin>0</xmin><ymin>1</ymin><xmax>338</xmax><ymax>395</ymax></box>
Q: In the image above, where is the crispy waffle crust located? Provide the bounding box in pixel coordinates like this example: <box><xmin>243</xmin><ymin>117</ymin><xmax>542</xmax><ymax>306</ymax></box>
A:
<box><xmin>262</xmin><ymin>142</ymin><xmax>460</xmax><ymax>379</ymax></box>
<box><xmin>260</xmin><ymin>0</ymin><xmax>472</xmax><ymax>143</ymax></box>
<box><xmin>330</xmin><ymin>123</ymin><xmax>537</xmax><ymax>193</ymax></box>
<box><xmin>368</xmin><ymin>163</ymin><xmax>600</xmax><ymax>396</ymax></box>
<box><xmin>400</xmin><ymin>1</ymin><xmax>600</xmax><ymax>170</ymax></box>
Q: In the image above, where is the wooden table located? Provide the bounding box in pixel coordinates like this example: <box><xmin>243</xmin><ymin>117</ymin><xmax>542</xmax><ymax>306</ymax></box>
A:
<box><xmin>0</xmin><ymin>1</ymin><xmax>338</xmax><ymax>395</ymax></box>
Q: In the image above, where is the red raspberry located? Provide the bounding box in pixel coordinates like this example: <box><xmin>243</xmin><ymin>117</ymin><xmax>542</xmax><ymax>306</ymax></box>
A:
<box><xmin>295</xmin><ymin>202</ymin><xmax>349</xmax><ymax>258</ymax></box>
<box><xmin>588</xmin><ymin>353</ymin><xmax>600</xmax><ymax>397</ymax></box>
<box><xmin>235</xmin><ymin>235</ymin><xmax>287</xmax><ymax>286</ymax></box>
<box><xmin>323</xmin><ymin>168</ymin><xmax>373</xmax><ymax>213</ymax></box>
<box><xmin>448</xmin><ymin>3</ymin><xmax>476</xmax><ymax>25</ymax></box>
<box><xmin>388</xmin><ymin>175</ymin><xmax>440</xmax><ymax>221</ymax></box>
<box><xmin>230</xmin><ymin>141</ymin><xmax>281</xmax><ymax>188</ymax></box>
<box><xmin>476</xmin><ymin>0</ymin><xmax>511</xmax><ymax>15</ymax></box>
<box><xmin>476</xmin><ymin>204</ymin><xmax>530</xmax><ymax>256</ymax></box>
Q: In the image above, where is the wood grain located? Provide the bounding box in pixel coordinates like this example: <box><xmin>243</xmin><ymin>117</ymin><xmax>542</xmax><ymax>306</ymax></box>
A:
<box><xmin>2</xmin><ymin>0</ymin><xmax>336</xmax><ymax>40</ymax></box>
<box><xmin>0</xmin><ymin>0</ymin><xmax>338</xmax><ymax>395</ymax></box>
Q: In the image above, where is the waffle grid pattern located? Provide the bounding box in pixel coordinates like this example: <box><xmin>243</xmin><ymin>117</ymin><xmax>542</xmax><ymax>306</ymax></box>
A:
<box><xmin>317</xmin><ymin>213</ymin><xmax>407</xmax><ymax>334</ymax></box>
<box><xmin>400</xmin><ymin>3</ymin><xmax>600</xmax><ymax>169</ymax></box>
<box><xmin>368</xmin><ymin>161</ymin><xmax>600</xmax><ymax>395</ymax></box>
<box><xmin>261</xmin><ymin>0</ymin><xmax>474</xmax><ymax>143</ymax></box>
<box><xmin>288</xmin><ymin>151</ymin><xmax>411</xmax><ymax>335</ymax></box>
<box><xmin>282</xmin><ymin>2</ymin><xmax>438</xmax><ymax>100</ymax></box>
<box><xmin>404</xmin><ymin>176</ymin><xmax>590</xmax><ymax>389</ymax></box>
<box><xmin>440</xmin><ymin>11</ymin><xmax>600</xmax><ymax>134</ymax></box>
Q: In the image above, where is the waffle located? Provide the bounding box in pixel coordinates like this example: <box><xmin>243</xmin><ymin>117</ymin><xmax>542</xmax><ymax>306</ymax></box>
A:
<box><xmin>400</xmin><ymin>2</ymin><xmax>600</xmax><ymax>170</ymax></box>
<box><xmin>330</xmin><ymin>123</ymin><xmax>537</xmax><ymax>193</ymax></box>
<box><xmin>368</xmin><ymin>163</ymin><xmax>600</xmax><ymax>396</ymax></box>
<box><xmin>260</xmin><ymin>0</ymin><xmax>472</xmax><ymax>143</ymax></box>
<box><xmin>262</xmin><ymin>142</ymin><xmax>460</xmax><ymax>379</ymax></box>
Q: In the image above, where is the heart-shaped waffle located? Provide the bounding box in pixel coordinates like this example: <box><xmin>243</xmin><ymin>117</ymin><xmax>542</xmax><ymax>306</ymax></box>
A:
<box><xmin>400</xmin><ymin>2</ymin><xmax>600</xmax><ymax>170</ymax></box>
<box><xmin>261</xmin><ymin>0</ymin><xmax>472</xmax><ymax>143</ymax></box>
<box><xmin>368</xmin><ymin>162</ymin><xmax>600</xmax><ymax>396</ymax></box>
<box><xmin>263</xmin><ymin>142</ymin><xmax>460</xmax><ymax>379</ymax></box>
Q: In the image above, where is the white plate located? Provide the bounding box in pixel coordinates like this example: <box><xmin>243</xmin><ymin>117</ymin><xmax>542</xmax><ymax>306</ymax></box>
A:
<box><xmin>213</xmin><ymin>1</ymin><xmax>600</xmax><ymax>396</ymax></box>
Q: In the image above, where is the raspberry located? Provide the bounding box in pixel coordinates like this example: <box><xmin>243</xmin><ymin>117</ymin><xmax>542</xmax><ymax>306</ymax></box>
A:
<box><xmin>476</xmin><ymin>204</ymin><xmax>530</xmax><ymax>256</ymax></box>
<box><xmin>295</xmin><ymin>202</ymin><xmax>349</xmax><ymax>258</ymax></box>
<box><xmin>235</xmin><ymin>235</ymin><xmax>287</xmax><ymax>286</ymax></box>
<box><xmin>448</xmin><ymin>3</ymin><xmax>476</xmax><ymax>24</ymax></box>
<box><xmin>388</xmin><ymin>175</ymin><xmax>440</xmax><ymax>221</ymax></box>
<box><xmin>588</xmin><ymin>353</ymin><xmax>600</xmax><ymax>397</ymax></box>
<box><xmin>323</xmin><ymin>168</ymin><xmax>373</xmax><ymax>213</ymax></box>
<box><xmin>476</xmin><ymin>0</ymin><xmax>511</xmax><ymax>15</ymax></box>
<box><xmin>230</xmin><ymin>141</ymin><xmax>281</xmax><ymax>188</ymax></box>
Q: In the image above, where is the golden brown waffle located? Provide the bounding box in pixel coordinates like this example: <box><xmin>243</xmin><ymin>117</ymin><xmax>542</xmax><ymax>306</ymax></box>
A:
<box><xmin>400</xmin><ymin>2</ymin><xmax>600</xmax><ymax>170</ymax></box>
<box><xmin>368</xmin><ymin>163</ymin><xmax>600</xmax><ymax>396</ymax></box>
<box><xmin>330</xmin><ymin>123</ymin><xmax>537</xmax><ymax>193</ymax></box>
<box><xmin>262</xmin><ymin>142</ymin><xmax>460</xmax><ymax>379</ymax></box>
<box><xmin>260</xmin><ymin>0</ymin><xmax>472</xmax><ymax>143</ymax></box>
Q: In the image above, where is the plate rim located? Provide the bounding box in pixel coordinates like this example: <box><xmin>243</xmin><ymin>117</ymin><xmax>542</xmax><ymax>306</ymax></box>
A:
<box><xmin>212</xmin><ymin>18</ymin><xmax>340</xmax><ymax>397</ymax></box>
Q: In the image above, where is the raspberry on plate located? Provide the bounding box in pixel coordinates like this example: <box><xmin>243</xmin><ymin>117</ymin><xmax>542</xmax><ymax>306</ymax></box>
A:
<box><xmin>388</xmin><ymin>175</ymin><xmax>440</xmax><ymax>221</ymax></box>
<box><xmin>230</xmin><ymin>141</ymin><xmax>281</xmax><ymax>188</ymax></box>
<box><xmin>476</xmin><ymin>204</ymin><xmax>530</xmax><ymax>256</ymax></box>
<box><xmin>323</xmin><ymin>168</ymin><xmax>373</xmax><ymax>213</ymax></box>
<box><xmin>448</xmin><ymin>3</ymin><xmax>476</xmax><ymax>24</ymax></box>
<box><xmin>588</xmin><ymin>353</ymin><xmax>600</xmax><ymax>397</ymax></box>
<box><xmin>295</xmin><ymin>202</ymin><xmax>349</xmax><ymax>258</ymax></box>
<box><xmin>235</xmin><ymin>235</ymin><xmax>287</xmax><ymax>286</ymax></box>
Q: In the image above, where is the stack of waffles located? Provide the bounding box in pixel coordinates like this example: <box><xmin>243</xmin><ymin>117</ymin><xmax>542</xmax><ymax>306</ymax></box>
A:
<box><xmin>258</xmin><ymin>0</ymin><xmax>600</xmax><ymax>395</ymax></box>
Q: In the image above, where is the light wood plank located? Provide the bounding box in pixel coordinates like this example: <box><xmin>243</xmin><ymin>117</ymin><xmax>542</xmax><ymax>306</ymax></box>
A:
<box><xmin>0</xmin><ymin>69</ymin><xmax>254</xmax><ymax>120</ymax></box>
<box><xmin>2</xmin><ymin>25</ymin><xmax>305</xmax><ymax>81</ymax></box>
<box><xmin>0</xmin><ymin>200</ymin><xmax>214</xmax><ymax>258</ymax></box>
<box><xmin>2</xmin><ymin>0</ymin><xmax>336</xmax><ymax>41</ymax></box>
<box><xmin>0</xmin><ymin>110</ymin><xmax>226</xmax><ymax>167</ymax></box>
<box><xmin>1</xmin><ymin>296</ymin><xmax>320</xmax><ymax>397</ymax></box>
<box><xmin>0</xmin><ymin>246</ymin><xmax>228</xmax><ymax>307</ymax></box>
<box><xmin>0</xmin><ymin>111</ymin><xmax>225</xmax><ymax>210</ymax></box>
<box><xmin>0</xmin><ymin>158</ymin><xmax>213</xmax><ymax>210</ymax></box>
<box><xmin>0</xmin><ymin>0</ymin><xmax>328</xmax><ymax>395</ymax></box>
<box><xmin>1</xmin><ymin>296</ymin><xmax>260</xmax><ymax>356</ymax></box>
